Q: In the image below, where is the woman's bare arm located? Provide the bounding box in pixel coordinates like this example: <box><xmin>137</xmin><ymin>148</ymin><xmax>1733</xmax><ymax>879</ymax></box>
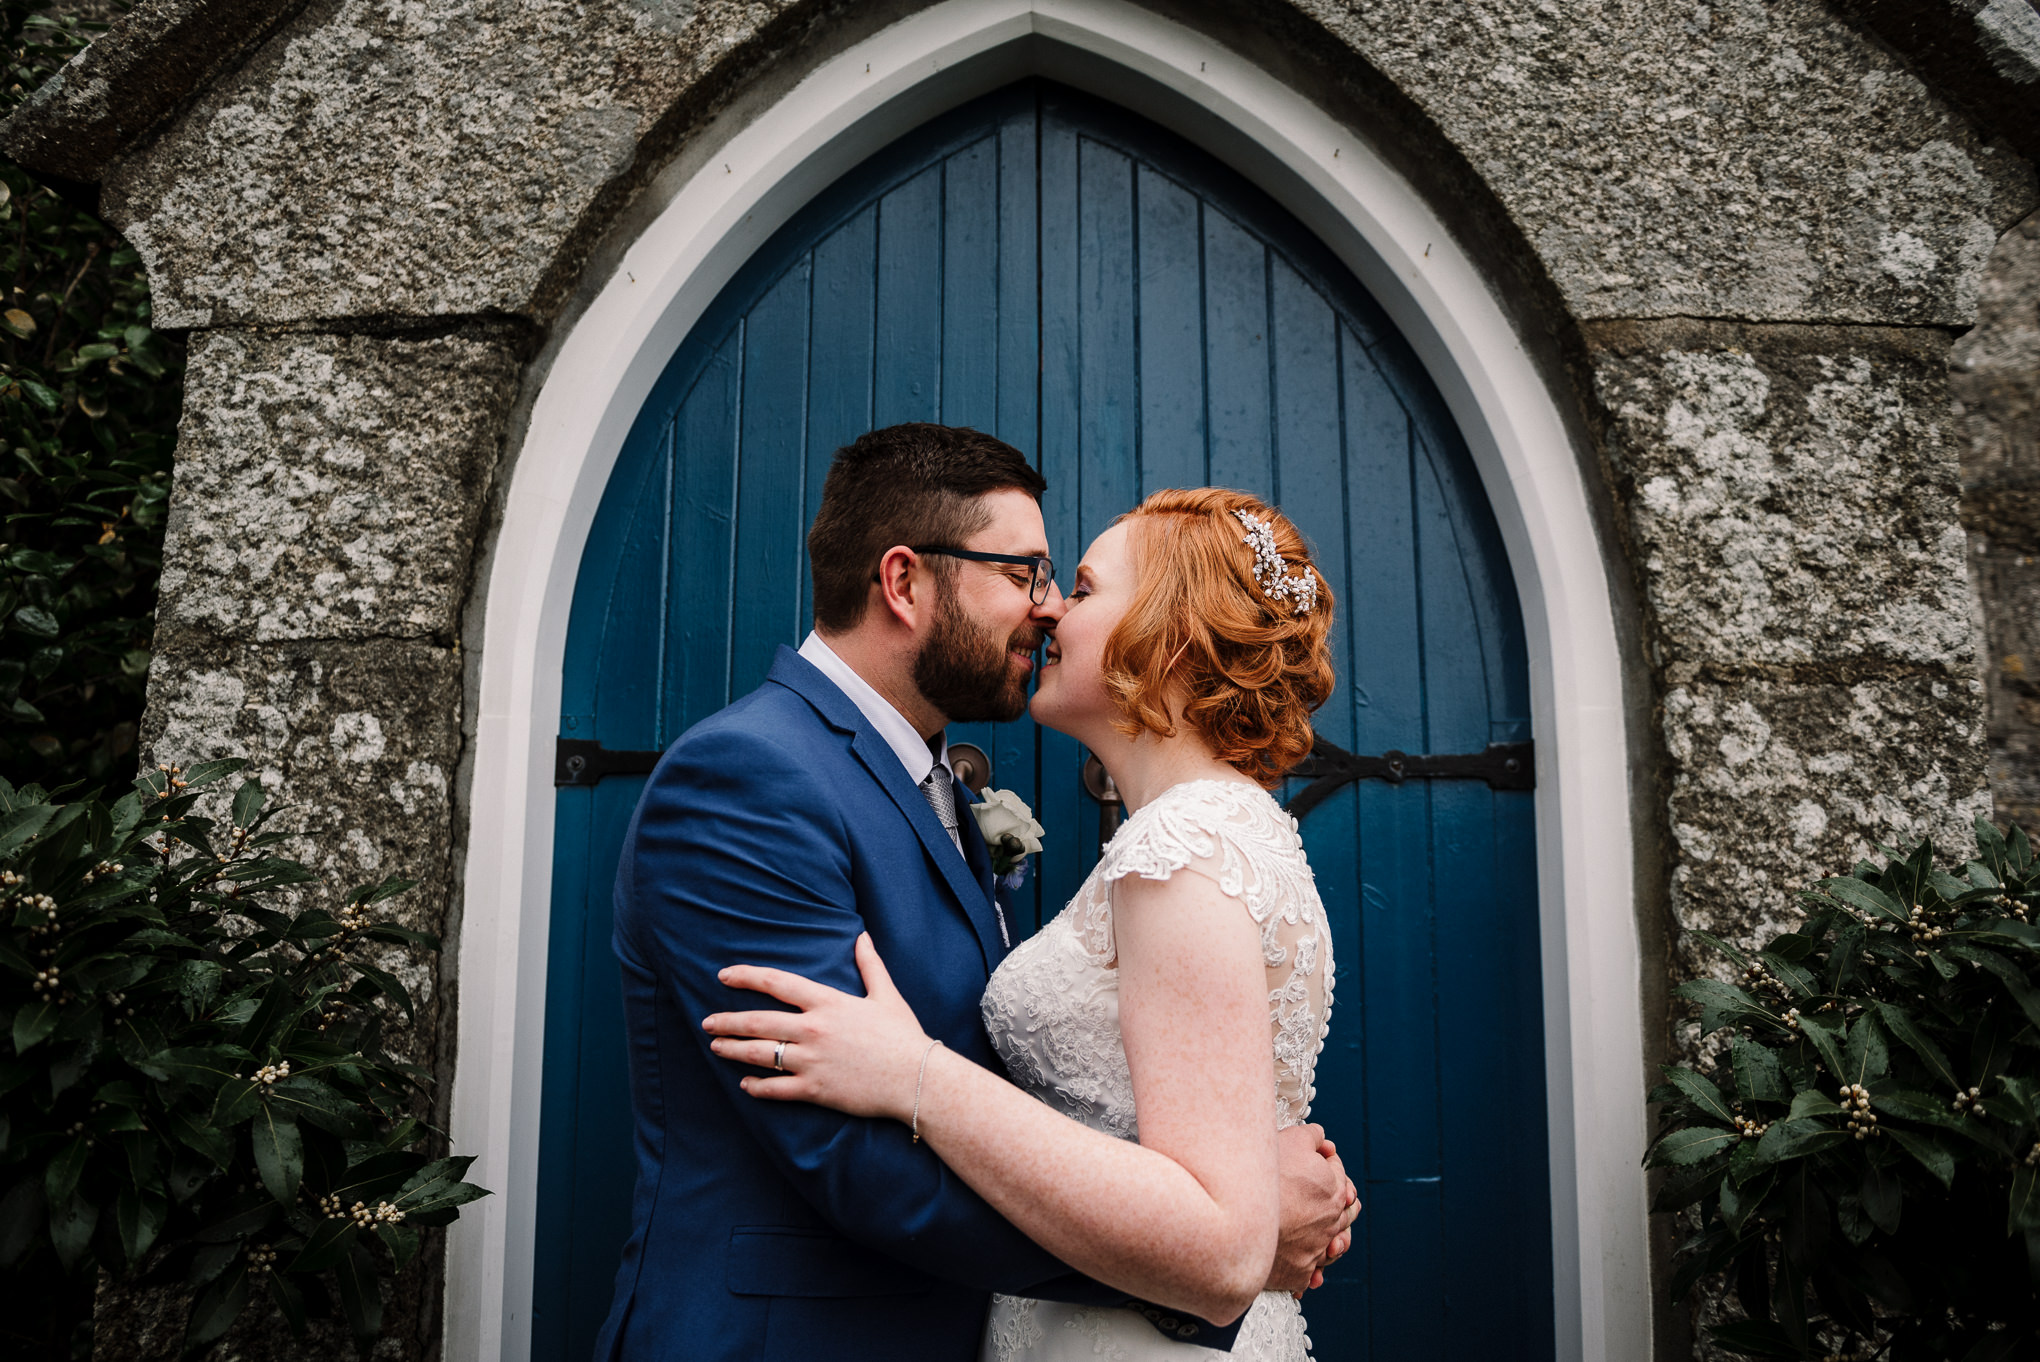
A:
<box><xmin>704</xmin><ymin>866</ymin><xmax>1282</xmax><ymax>1325</ymax></box>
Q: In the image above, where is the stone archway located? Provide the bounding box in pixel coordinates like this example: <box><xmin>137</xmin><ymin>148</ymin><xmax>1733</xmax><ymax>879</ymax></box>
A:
<box><xmin>5</xmin><ymin>1</ymin><xmax>2026</xmax><ymax>1358</ymax></box>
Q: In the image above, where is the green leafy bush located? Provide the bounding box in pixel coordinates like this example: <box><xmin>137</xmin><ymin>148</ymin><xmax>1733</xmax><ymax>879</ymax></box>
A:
<box><xmin>2</xmin><ymin>1</ymin><xmax>184</xmax><ymax>787</ymax></box>
<box><xmin>0</xmin><ymin>760</ymin><xmax>486</xmax><ymax>1358</ymax></box>
<box><xmin>1650</xmin><ymin>820</ymin><xmax>2040</xmax><ymax>1361</ymax></box>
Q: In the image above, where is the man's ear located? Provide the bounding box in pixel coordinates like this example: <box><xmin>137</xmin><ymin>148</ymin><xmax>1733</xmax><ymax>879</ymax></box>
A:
<box><xmin>874</xmin><ymin>545</ymin><xmax>924</xmax><ymax>630</ymax></box>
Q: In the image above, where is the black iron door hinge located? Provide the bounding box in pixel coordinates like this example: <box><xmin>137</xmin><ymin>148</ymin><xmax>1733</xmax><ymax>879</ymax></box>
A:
<box><xmin>1284</xmin><ymin>736</ymin><xmax>1533</xmax><ymax>819</ymax></box>
<box><xmin>555</xmin><ymin>738</ymin><xmax>662</xmax><ymax>787</ymax></box>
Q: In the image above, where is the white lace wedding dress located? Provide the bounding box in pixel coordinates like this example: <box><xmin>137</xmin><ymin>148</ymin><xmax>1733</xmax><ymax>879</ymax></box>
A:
<box><xmin>979</xmin><ymin>779</ymin><xmax>1333</xmax><ymax>1362</ymax></box>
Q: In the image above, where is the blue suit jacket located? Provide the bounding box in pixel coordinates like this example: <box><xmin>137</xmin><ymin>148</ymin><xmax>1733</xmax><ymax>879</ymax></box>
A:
<box><xmin>595</xmin><ymin>648</ymin><xmax>1238</xmax><ymax>1361</ymax></box>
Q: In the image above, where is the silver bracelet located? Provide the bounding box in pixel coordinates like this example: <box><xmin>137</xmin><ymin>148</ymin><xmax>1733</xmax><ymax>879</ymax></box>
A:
<box><xmin>911</xmin><ymin>1038</ymin><xmax>945</xmax><ymax>1144</ymax></box>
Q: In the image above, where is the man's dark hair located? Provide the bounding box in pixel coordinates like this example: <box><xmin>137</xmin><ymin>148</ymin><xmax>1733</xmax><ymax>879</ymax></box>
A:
<box><xmin>807</xmin><ymin>424</ymin><xmax>1047</xmax><ymax>631</ymax></box>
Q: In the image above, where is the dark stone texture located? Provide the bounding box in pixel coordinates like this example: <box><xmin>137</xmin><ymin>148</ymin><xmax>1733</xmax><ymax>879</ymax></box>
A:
<box><xmin>156</xmin><ymin>329</ymin><xmax>522</xmax><ymax>642</ymax></box>
<box><xmin>0</xmin><ymin>0</ymin><xmax>312</xmax><ymax>192</ymax></box>
<box><xmin>1954</xmin><ymin>209</ymin><xmax>2040</xmax><ymax>828</ymax></box>
<box><xmin>96</xmin><ymin>0</ymin><xmax>801</xmax><ymax>328</ymax></box>
<box><xmin>1289</xmin><ymin>0</ymin><xmax>2036</xmax><ymax>325</ymax></box>
<box><xmin>1661</xmin><ymin>673</ymin><xmax>1991</xmax><ymax>962</ymax></box>
<box><xmin>1589</xmin><ymin>320</ymin><xmax>1974</xmax><ymax>674</ymax></box>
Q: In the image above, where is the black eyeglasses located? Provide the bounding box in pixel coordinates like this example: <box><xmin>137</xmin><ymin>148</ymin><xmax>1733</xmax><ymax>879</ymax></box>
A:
<box><xmin>911</xmin><ymin>546</ymin><xmax>1057</xmax><ymax>605</ymax></box>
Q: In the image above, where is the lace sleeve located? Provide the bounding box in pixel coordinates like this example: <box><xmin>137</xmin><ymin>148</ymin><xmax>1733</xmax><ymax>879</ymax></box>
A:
<box><xmin>1073</xmin><ymin>780</ymin><xmax>1318</xmax><ymax>963</ymax></box>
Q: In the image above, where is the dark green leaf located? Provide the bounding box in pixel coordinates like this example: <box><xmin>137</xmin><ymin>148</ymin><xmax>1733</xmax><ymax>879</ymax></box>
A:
<box><xmin>1754</xmin><ymin>1118</ymin><xmax>1849</xmax><ymax>1165</ymax></box>
<box><xmin>0</xmin><ymin>801</ymin><xmax>57</xmax><ymax>859</ymax></box>
<box><xmin>1887</xmin><ymin>1127</ymin><xmax>1955</xmax><ymax>1189</ymax></box>
<box><xmin>230</xmin><ymin>778</ymin><xmax>265</xmax><ymax>827</ymax></box>
<box><xmin>1876</xmin><ymin>1001</ymin><xmax>1959</xmax><ymax>1090</ymax></box>
<box><xmin>184</xmin><ymin>1262</ymin><xmax>250</xmax><ymax>1349</ymax></box>
<box><xmin>1861</xmin><ymin>1160</ymin><xmax>1901</xmax><ymax>1234</ymax></box>
<box><xmin>349</xmin><ymin>959</ymin><xmax>417</xmax><ymax>1021</ymax></box>
<box><xmin>1842</xmin><ymin>1011</ymin><xmax>1889</xmax><ymax>1085</ymax></box>
<box><xmin>1660</xmin><ymin>1066</ymin><xmax>1735</xmax><ymax>1123</ymax></box>
<box><xmin>175</xmin><ymin>758</ymin><xmax>246</xmax><ymax>791</ymax></box>
<box><xmin>115</xmin><ymin>1185</ymin><xmax>167</xmax><ymax>1263</ymax></box>
<box><xmin>45</xmin><ymin>1136</ymin><xmax>87</xmax><ymax>1206</ymax></box>
<box><xmin>394</xmin><ymin>1155</ymin><xmax>488</xmax><ymax>1214</ymax></box>
<box><xmin>48</xmin><ymin>1193</ymin><xmax>96</xmax><ymax>1269</ymax></box>
<box><xmin>1760</xmin><ymin>952</ymin><xmax>1816</xmax><ymax>998</ymax></box>
<box><xmin>268</xmin><ymin>1271</ymin><xmax>308</xmax><ymax>1335</ymax></box>
<box><xmin>266</xmin><ymin>1076</ymin><xmax>359</xmax><ymax>1136</ymax></box>
<box><xmin>1795</xmin><ymin>1010</ymin><xmax>1848</xmax><ymax>1079</ymax></box>
<box><xmin>251</xmin><ymin>1108</ymin><xmax>301</xmax><ymax>1207</ymax></box>
<box><xmin>1719</xmin><ymin>1170</ymin><xmax>1771</xmax><ymax>1235</ymax></box>
<box><xmin>1820</xmin><ymin>876</ymin><xmax>1909</xmax><ymax>925</ymax></box>
<box><xmin>376</xmin><ymin>1221</ymin><xmax>419</xmax><ymax>1270</ymax></box>
<box><xmin>2013</xmin><ymin>1164</ymin><xmax>2040</xmax><ymax>1234</ymax></box>
<box><xmin>335</xmin><ymin>1241</ymin><xmax>382</xmax><ymax>1346</ymax></box>
<box><xmin>12</xmin><ymin>998</ymin><xmax>59</xmax><ymax>1052</ymax></box>
<box><xmin>1787</xmin><ymin>1090</ymin><xmax>1841</xmax><ymax>1119</ymax></box>
<box><xmin>166</xmin><ymin>1105</ymin><xmax>232</xmax><ymax>1167</ymax></box>
<box><xmin>290</xmin><ymin>1216</ymin><xmax>355</xmax><ymax>1273</ymax></box>
<box><xmin>1730</xmin><ymin>1038</ymin><xmax>1786</xmax><ymax>1104</ymax></box>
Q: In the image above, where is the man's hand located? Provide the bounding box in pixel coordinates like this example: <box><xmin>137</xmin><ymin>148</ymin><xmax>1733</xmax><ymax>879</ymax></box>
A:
<box><xmin>1266</xmin><ymin>1123</ymin><xmax>1359</xmax><ymax>1295</ymax></box>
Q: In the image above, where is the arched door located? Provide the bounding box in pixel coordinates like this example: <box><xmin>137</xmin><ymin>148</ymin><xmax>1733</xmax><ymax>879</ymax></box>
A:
<box><xmin>537</xmin><ymin>81</ymin><xmax>1552</xmax><ymax>1362</ymax></box>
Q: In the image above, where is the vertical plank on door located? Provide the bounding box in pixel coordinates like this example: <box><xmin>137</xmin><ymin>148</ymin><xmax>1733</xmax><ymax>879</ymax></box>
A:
<box><xmin>1135</xmin><ymin>167</ymin><xmax>1204</xmax><ymax>494</ymax></box>
<box><xmin>1203</xmin><ymin>206</ymin><xmax>1272</xmax><ymax>492</ymax></box>
<box><xmin>802</xmin><ymin>209</ymin><xmax>878</xmax><ymax>632</ymax></box>
<box><xmin>1341</xmin><ymin>336</ymin><xmax>1446</xmax><ymax>1359</ymax></box>
<box><xmin>731</xmin><ymin>264</ymin><xmax>811</xmax><ymax>696</ymax></box>
<box><xmin>942</xmin><ymin>137</ymin><xmax>1000</xmax><ymax>436</ymax></box>
<box><xmin>1036</xmin><ymin>103</ymin><xmax>1086</xmax><ymax>924</ymax></box>
<box><xmin>666</xmin><ymin>335</ymin><xmax>741</xmax><ymax>738</ymax></box>
<box><xmin>874</xmin><ymin>166</ymin><xmax>943</xmax><ymax>426</ymax></box>
<box><xmin>992</xmin><ymin>102</ymin><xmax>1042</xmax><ymax>927</ymax></box>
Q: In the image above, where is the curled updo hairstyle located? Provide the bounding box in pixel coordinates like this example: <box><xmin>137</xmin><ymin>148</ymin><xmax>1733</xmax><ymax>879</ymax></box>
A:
<box><xmin>1101</xmin><ymin>488</ymin><xmax>1336</xmax><ymax>787</ymax></box>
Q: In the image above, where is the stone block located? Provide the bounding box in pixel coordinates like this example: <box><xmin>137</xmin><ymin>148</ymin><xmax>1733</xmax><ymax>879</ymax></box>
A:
<box><xmin>1590</xmin><ymin>320</ymin><xmax>1975</xmax><ymax>672</ymax></box>
<box><xmin>100</xmin><ymin>0</ymin><xmax>794</xmax><ymax>327</ymax></box>
<box><xmin>1661</xmin><ymin>674</ymin><xmax>1990</xmax><ymax>962</ymax></box>
<box><xmin>155</xmin><ymin>330</ymin><xmax>521</xmax><ymax>643</ymax></box>
<box><xmin>1954</xmin><ymin>209</ymin><xmax>2040</xmax><ymax>828</ymax></box>
<box><xmin>138</xmin><ymin>632</ymin><xmax>462</xmax><ymax>1033</ymax></box>
<box><xmin>1298</xmin><ymin>0</ymin><xmax>2037</xmax><ymax>324</ymax></box>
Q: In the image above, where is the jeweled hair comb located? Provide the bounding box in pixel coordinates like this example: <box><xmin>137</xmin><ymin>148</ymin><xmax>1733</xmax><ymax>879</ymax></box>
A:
<box><xmin>1232</xmin><ymin>508</ymin><xmax>1318</xmax><ymax>616</ymax></box>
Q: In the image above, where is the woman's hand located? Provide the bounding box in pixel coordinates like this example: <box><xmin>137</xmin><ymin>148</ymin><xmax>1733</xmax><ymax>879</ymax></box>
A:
<box><xmin>703</xmin><ymin>933</ymin><xmax>934</xmax><ymax>1123</ymax></box>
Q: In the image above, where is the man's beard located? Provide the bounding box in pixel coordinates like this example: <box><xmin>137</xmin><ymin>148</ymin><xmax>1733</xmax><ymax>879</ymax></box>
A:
<box><xmin>913</xmin><ymin>589</ymin><xmax>1041</xmax><ymax>723</ymax></box>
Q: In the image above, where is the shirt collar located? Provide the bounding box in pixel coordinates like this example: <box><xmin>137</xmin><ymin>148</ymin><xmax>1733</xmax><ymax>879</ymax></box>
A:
<box><xmin>797</xmin><ymin>631</ymin><xmax>950</xmax><ymax>786</ymax></box>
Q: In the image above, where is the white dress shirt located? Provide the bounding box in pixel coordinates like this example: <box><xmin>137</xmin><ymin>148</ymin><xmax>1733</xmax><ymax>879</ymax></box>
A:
<box><xmin>797</xmin><ymin>631</ymin><xmax>963</xmax><ymax>854</ymax></box>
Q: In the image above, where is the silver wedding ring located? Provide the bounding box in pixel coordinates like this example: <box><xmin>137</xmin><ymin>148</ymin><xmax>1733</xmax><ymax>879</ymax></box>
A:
<box><xmin>772</xmin><ymin>1040</ymin><xmax>788</xmax><ymax>1071</ymax></box>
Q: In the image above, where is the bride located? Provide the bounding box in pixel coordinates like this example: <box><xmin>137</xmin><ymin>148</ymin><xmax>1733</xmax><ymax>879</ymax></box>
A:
<box><xmin>702</xmin><ymin>488</ymin><xmax>1345</xmax><ymax>1361</ymax></box>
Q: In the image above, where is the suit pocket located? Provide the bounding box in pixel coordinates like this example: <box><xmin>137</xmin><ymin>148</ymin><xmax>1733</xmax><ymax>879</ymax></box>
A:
<box><xmin>725</xmin><ymin>1226</ymin><xmax>934</xmax><ymax>1298</ymax></box>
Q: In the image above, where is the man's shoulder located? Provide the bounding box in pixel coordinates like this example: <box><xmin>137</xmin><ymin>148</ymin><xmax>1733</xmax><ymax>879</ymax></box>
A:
<box><xmin>655</xmin><ymin>680</ymin><xmax>843</xmax><ymax>787</ymax></box>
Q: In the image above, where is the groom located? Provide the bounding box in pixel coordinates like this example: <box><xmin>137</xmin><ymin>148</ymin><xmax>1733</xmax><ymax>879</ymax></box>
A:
<box><xmin>596</xmin><ymin>424</ymin><xmax>1355</xmax><ymax>1362</ymax></box>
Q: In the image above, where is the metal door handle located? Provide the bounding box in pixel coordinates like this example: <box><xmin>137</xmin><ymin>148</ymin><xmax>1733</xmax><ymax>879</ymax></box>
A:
<box><xmin>950</xmin><ymin>742</ymin><xmax>992</xmax><ymax>794</ymax></box>
<box><xmin>1081</xmin><ymin>753</ymin><xmax>1123</xmax><ymax>852</ymax></box>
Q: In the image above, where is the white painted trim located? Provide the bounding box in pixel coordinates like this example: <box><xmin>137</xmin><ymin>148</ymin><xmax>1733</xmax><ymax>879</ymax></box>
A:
<box><xmin>448</xmin><ymin>4</ymin><xmax>1648</xmax><ymax>1360</ymax></box>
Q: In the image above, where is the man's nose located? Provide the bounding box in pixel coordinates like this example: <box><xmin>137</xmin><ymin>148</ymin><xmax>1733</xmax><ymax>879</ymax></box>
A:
<box><xmin>1032</xmin><ymin>579</ymin><xmax>1068</xmax><ymax>624</ymax></box>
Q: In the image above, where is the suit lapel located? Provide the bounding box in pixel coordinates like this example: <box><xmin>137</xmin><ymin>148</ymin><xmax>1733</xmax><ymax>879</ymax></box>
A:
<box><xmin>767</xmin><ymin>648</ymin><xmax>1007</xmax><ymax>970</ymax></box>
<box><xmin>956</xmin><ymin>785</ymin><xmax>1009</xmax><ymax>954</ymax></box>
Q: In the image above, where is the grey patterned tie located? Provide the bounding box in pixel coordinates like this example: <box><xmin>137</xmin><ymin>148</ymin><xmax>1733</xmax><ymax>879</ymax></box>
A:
<box><xmin>918</xmin><ymin>767</ymin><xmax>960</xmax><ymax>848</ymax></box>
<box><xmin>920</xmin><ymin>765</ymin><xmax>1010</xmax><ymax>947</ymax></box>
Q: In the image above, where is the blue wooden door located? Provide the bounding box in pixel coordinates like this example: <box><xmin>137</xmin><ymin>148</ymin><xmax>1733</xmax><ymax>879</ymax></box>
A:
<box><xmin>537</xmin><ymin>81</ymin><xmax>1553</xmax><ymax>1362</ymax></box>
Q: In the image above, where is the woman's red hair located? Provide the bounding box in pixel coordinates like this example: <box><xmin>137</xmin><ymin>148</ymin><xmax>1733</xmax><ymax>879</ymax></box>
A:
<box><xmin>1101</xmin><ymin>488</ymin><xmax>1336</xmax><ymax>787</ymax></box>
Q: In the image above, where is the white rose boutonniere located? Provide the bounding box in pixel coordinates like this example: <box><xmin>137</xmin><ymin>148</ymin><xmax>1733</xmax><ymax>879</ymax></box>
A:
<box><xmin>971</xmin><ymin>788</ymin><xmax>1045</xmax><ymax>890</ymax></box>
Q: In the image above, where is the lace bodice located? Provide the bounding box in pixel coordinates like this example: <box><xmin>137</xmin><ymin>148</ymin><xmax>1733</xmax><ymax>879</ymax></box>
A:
<box><xmin>978</xmin><ymin>779</ymin><xmax>1331</xmax><ymax>1362</ymax></box>
<box><xmin>980</xmin><ymin>778</ymin><xmax>1333</xmax><ymax>1141</ymax></box>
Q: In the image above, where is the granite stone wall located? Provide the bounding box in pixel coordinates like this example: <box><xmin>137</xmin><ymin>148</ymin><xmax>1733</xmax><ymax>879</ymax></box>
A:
<box><xmin>1955</xmin><ymin>210</ymin><xmax>2040</xmax><ymax>831</ymax></box>
<box><xmin>6</xmin><ymin>0</ymin><xmax>2036</xmax><ymax>1357</ymax></box>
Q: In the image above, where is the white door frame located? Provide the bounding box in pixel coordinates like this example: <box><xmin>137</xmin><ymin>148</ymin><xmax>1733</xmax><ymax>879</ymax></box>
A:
<box><xmin>446</xmin><ymin>4</ymin><xmax>1648</xmax><ymax>1359</ymax></box>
